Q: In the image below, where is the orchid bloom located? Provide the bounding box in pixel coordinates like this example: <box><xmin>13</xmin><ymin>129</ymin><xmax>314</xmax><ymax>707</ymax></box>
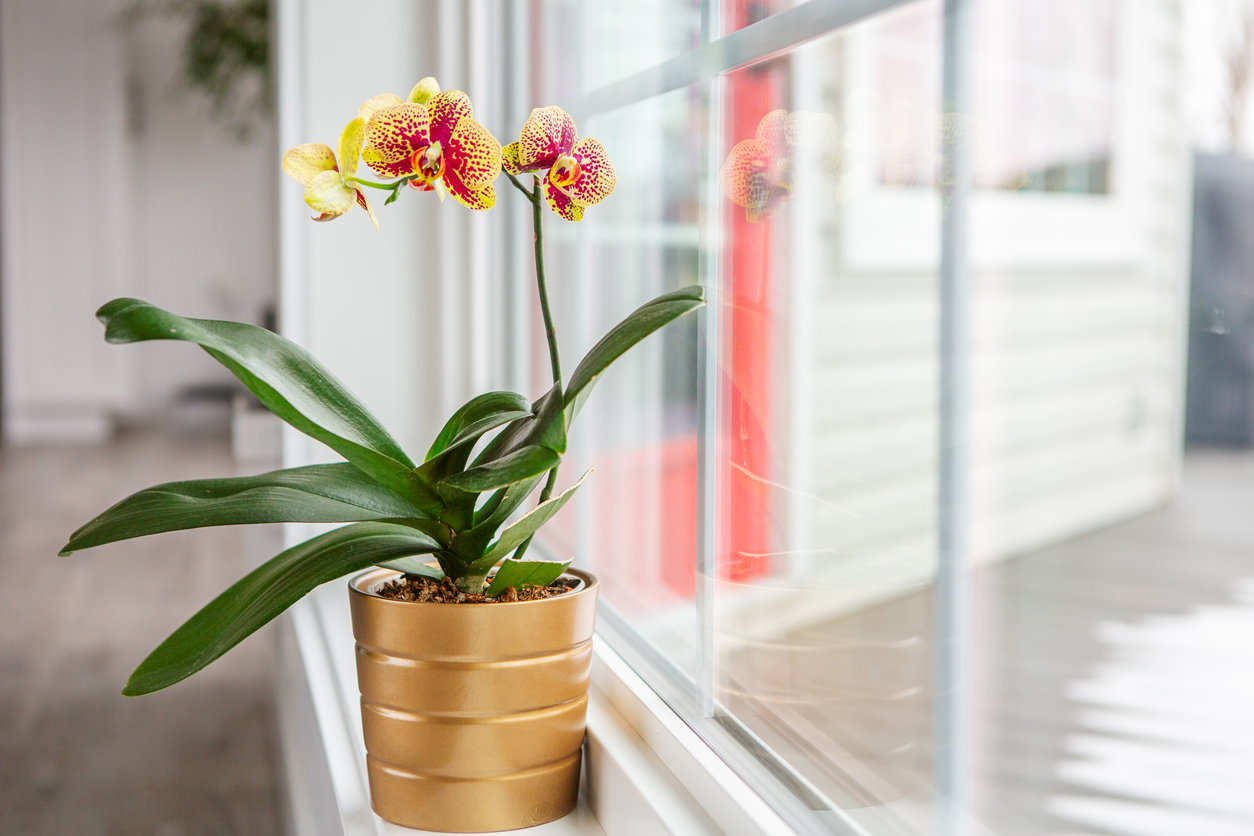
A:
<box><xmin>282</xmin><ymin>117</ymin><xmax>379</xmax><ymax>229</ymax></box>
<box><xmin>502</xmin><ymin>107</ymin><xmax>615</xmax><ymax>222</ymax></box>
<box><xmin>360</xmin><ymin>82</ymin><xmax>502</xmax><ymax>211</ymax></box>
<box><xmin>720</xmin><ymin>109</ymin><xmax>840</xmax><ymax>223</ymax></box>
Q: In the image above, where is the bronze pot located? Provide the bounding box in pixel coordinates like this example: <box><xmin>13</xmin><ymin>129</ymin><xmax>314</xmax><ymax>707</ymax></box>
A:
<box><xmin>347</xmin><ymin>567</ymin><xmax>599</xmax><ymax>832</ymax></box>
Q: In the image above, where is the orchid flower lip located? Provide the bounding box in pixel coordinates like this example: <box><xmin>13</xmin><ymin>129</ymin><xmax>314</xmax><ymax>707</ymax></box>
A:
<box><xmin>549</xmin><ymin>154</ymin><xmax>582</xmax><ymax>192</ymax></box>
<box><xmin>409</xmin><ymin>140</ymin><xmax>446</xmax><ymax>184</ymax></box>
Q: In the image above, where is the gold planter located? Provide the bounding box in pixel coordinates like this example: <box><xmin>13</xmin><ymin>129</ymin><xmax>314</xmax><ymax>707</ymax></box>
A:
<box><xmin>348</xmin><ymin>567</ymin><xmax>599</xmax><ymax>832</ymax></box>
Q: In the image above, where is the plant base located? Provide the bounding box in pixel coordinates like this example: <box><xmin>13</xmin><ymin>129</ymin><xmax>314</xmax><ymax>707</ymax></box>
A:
<box><xmin>348</xmin><ymin>567</ymin><xmax>599</xmax><ymax>832</ymax></box>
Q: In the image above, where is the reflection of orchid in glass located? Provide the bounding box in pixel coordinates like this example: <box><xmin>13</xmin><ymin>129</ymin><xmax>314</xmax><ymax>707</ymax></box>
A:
<box><xmin>501</xmin><ymin>106</ymin><xmax>616</xmax><ymax>222</ymax></box>
<box><xmin>720</xmin><ymin>109</ymin><xmax>839</xmax><ymax>222</ymax></box>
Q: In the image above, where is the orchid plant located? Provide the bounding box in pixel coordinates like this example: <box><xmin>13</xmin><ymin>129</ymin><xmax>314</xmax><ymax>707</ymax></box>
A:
<box><xmin>62</xmin><ymin>78</ymin><xmax>705</xmax><ymax>696</ymax></box>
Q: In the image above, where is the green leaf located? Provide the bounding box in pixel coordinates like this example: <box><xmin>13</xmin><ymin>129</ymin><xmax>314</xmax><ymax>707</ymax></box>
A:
<box><xmin>375</xmin><ymin>557</ymin><xmax>444</xmax><ymax>580</ymax></box>
<box><xmin>425</xmin><ymin>391</ymin><xmax>531</xmax><ymax>461</ymax></box>
<box><xmin>485</xmin><ymin>557</ymin><xmax>572</xmax><ymax>597</ymax></box>
<box><xmin>60</xmin><ymin>463</ymin><xmax>427</xmax><ymax>556</ymax></box>
<box><xmin>564</xmin><ymin>285</ymin><xmax>706</xmax><ymax>426</ymax></box>
<box><xmin>123</xmin><ymin>522</ymin><xmax>442</xmax><ymax>695</ymax></box>
<box><xmin>482</xmin><ymin>469</ymin><xmax>590</xmax><ymax>563</ymax></box>
<box><xmin>95</xmin><ymin>298</ymin><xmax>433</xmax><ymax>510</ymax></box>
<box><xmin>458</xmin><ymin>474</ymin><xmax>546</xmax><ymax>561</ymax></box>
<box><xmin>439</xmin><ymin>445</ymin><xmax>560</xmax><ymax>495</ymax></box>
<box><xmin>472</xmin><ymin>383</ymin><xmax>565</xmax><ymax>467</ymax></box>
<box><xmin>416</xmin><ymin>394</ymin><xmax>534</xmax><ymax>487</ymax></box>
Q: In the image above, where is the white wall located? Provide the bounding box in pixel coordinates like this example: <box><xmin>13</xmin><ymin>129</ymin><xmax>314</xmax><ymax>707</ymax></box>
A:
<box><xmin>0</xmin><ymin>0</ymin><xmax>277</xmax><ymax>443</ymax></box>
<box><xmin>279</xmin><ymin>0</ymin><xmax>516</xmax><ymax>472</ymax></box>
<box><xmin>0</xmin><ymin>0</ymin><xmax>133</xmax><ymax>442</ymax></box>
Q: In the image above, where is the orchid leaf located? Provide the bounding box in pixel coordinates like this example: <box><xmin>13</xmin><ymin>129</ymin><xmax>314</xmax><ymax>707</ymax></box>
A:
<box><xmin>439</xmin><ymin>444</ymin><xmax>560</xmax><ymax>495</ymax></box>
<box><xmin>123</xmin><ymin>522</ymin><xmax>442</xmax><ymax>695</ymax></box>
<box><xmin>458</xmin><ymin>474</ymin><xmax>546</xmax><ymax>561</ymax></box>
<box><xmin>485</xmin><ymin>558</ymin><xmax>571</xmax><ymax>597</ymax></box>
<box><xmin>94</xmin><ymin>298</ymin><xmax>434</xmax><ymax>511</ymax></box>
<box><xmin>564</xmin><ymin>286</ymin><xmax>706</xmax><ymax>427</ymax></box>
<box><xmin>472</xmin><ymin>383</ymin><xmax>565</xmax><ymax>467</ymax></box>
<box><xmin>60</xmin><ymin>464</ymin><xmax>428</xmax><ymax>556</ymax></box>
<box><xmin>482</xmin><ymin>469</ymin><xmax>590</xmax><ymax>563</ymax></box>
<box><xmin>426</xmin><ymin>391</ymin><xmax>532</xmax><ymax>460</ymax></box>
<box><xmin>376</xmin><ymin>557</ymin><xmax>444</xmax><ymax>580</ymax></box>
<box><xmin>417</xmin><ymin>391</ymin><xmax>534</xmax><ymax>485</ymax></box>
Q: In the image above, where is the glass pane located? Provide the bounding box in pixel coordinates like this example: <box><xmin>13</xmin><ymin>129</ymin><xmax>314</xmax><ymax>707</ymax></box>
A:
<box><xmin>531</xmin><ymin>0</ymin><xmax>702</xmax><ymax>100</ymax></box>
<box><xmin>524</xmin><ymin>0</ymin><xmax>1209</xmax><ymax>832</ymax></box>
<box><xmin>533</xmin><ymin>84</ymin><xmax>705</xmax><ymax>674</ymax></box>
<box><xmin>714</xmin><ymin>1</ymin><xmax>942</xmax><ymax>818</ymax></box>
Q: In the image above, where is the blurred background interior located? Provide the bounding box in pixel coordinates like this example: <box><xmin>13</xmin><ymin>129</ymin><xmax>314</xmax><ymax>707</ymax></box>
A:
<box><xmin>2</xmin><ymin>1</ymin><xmax>1254</xmax><ymax>835</ymax></box>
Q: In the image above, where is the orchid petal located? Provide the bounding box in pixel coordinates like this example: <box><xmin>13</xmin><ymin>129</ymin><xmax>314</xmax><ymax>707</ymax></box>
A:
<box><xmin>502</xmin><ymin>142</ymin><xmax>524</xmax><ymax>175</ymax></box>
<box><xmin>448</xmin><ymin>116</ymin><xmax>501</xmax><ymax>190</ymax></box>
<box><xmin>338</xmin><ymin>117</ymin><xmax>366</xmax><ymax>178</ymax></box>
<box><xmin>409</xmin><ymin>77</ymin><xmax>440</xmax><ymax>104</ymax></box>
<box><xmin>359</xmin><ymin>94</ymin><xmax>404</xmax><ymax>123</ymax></box>
<box><xmin>355</xmin><ymin>188</ymin><xmax>379</xmax><ymax>230</ymax></box>
<box><xmin>362</xmin><ymin>103</ymin><xmax>430</xmax><ymax>178</ymax></box>
<box><xmin>719</xmin><ymin>139</ymin><xmax>770</xmax><ymax>209</ymax></box>
<box><xmin>787</xmin><ymin>111</ymin><xmax>841</xmax><ymax>173</ymax></box>
<box><xmin>518</xmin><ymin>106</ymin><xmax>577</xmax><ymax>169</ymax></box>
<box><xmin>282</xmin><ymin>144</ymin><xmax>337</xmax><ymax>186</ymax></box>
<box><xmin>746</xmin><ymin>190</ymin><xmax>787</xmax><ymax>223</ymax></box>
<box><xmin>544</xmin><ymin>176</ymin><xmax>583</xmax><ymax>221</ymax></box>
<box><xmin>503</xmin><ymin>141</ymin><xmax>547</xmax><ymax>175</ymax></box>
<box><xmin>563</xmin><ymin>138</ymin><xmax>615</xmax><ymax>207</ymax></box>
<box><xmin>755</xmin><ymin>109</ymin><xmax>789</xmax><ymax>158</ymax></box>
<box><xmin>427</xmin><ymin>90</ymin><xmax>473</xmax><ymax>145</ymax></box>
<box><xmin>304</xmin><ymin>169</ymin><xmax>355</xmax><ymax>217</ymax></box>
<box><xmin>443</xmin><ymin>168</ymin><xmax>496</xmax><ymax>211</ymax></box>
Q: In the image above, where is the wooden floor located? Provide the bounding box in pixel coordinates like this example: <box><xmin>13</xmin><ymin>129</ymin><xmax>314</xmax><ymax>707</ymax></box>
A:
<box><xmin>975</xmin><ymin>448</ymin><xmax>1254</xmax><ymax>835</ymax></box>
<box><xmin>0</xmin><ymin>430</ymin><xmax>282</xmax><ymax>836</ymax></box>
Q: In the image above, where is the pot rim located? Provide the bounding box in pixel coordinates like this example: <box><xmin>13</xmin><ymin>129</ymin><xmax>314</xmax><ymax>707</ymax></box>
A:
<box><xmin>348</xmin><ymin>566</ymin><xmax>599</xmax><ymax>607</ymax></box>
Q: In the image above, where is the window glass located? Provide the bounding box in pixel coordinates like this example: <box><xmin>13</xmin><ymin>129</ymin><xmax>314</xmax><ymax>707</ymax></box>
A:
<box><xmin>522</xmin><ymin>0</ymin><xmax>1206</xmax><ymax>833</ymax></box>
<box><xmin>713</xmin><ymin>4</ymin><xmax>940</xmax><ymax>814</ymax></box>
<box><xmin>532</xmin><ymin>0</ymin><xmax>702</xmax><ymax>100</ymax></box>
<box><xmin>878</xmin><ymin>0</ymin><xmax>1116</xmax><ymax>193</ymax></box>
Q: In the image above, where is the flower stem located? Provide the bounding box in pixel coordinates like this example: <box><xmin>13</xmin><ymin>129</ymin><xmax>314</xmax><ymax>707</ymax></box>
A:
<box><xmin>532</xmin><ymin>177</ymin><xmax>561</xmax><ymax>387</ymax></box>
<box><xmin>345</xmin><ymin>176</ymin><xmax>400</xmax><ymax>191</ymax></box>
<box><xmin>504</xmin><ymin>170</ymin><xmax>535</xmax><ymax>200</ymax></box>
<box><xmin>512</xmin><ymin>175</ymin><xmax>563</xmax><ymax>562</ymax></box>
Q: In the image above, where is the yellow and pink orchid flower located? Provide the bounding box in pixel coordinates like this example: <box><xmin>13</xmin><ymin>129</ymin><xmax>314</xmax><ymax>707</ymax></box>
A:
<box><xmin>502</xmin><ymin>107</ymin><xmax>616</xmax><ymax>222</ymax></box>
<box><xmin>720</xmin><ymin>109</ymin><xmax>840</xmax><ymax>223</ymax></box>
<box><xmin>281</xmin><ymin>117</ymin><xmax>379</xmax><ymax>229</ymax></box>
<box><xmin>359</xmin><ymin>82</ymin><xmax>502</xmax><ymax>211</ymax></box>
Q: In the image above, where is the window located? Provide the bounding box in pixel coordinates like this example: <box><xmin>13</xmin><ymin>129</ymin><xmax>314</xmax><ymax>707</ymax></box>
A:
<box><xmin>505</xmin><ymin>1</ymin><xmax>1192</xmax><ymax>834</ymax></box>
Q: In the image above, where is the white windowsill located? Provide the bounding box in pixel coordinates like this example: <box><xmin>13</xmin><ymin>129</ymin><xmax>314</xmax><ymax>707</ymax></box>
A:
<box><xmin>273</xmin><ymin>579</ymin><xmax>794</xmax><ymax>836</ymax></box>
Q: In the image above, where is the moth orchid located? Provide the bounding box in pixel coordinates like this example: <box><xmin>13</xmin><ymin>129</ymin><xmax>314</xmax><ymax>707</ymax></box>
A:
<box><xmin>281</xmin><ymin>117</ymin><xmax>379</xmax><ymax>229</ymax></box>
<box><xmin>502</xmin><ymin>106</ymin><xmax>616</xmax><ymax>222</ymax></box>
<box><xmin>720</xmin><ymin>109</ymin><xmax>840</xmax><ymax>223</ymax></box>
<box><xmin>360</xmin><ymin>88</ymin><xmax>502</xmax><ymax>211</ymax></box>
